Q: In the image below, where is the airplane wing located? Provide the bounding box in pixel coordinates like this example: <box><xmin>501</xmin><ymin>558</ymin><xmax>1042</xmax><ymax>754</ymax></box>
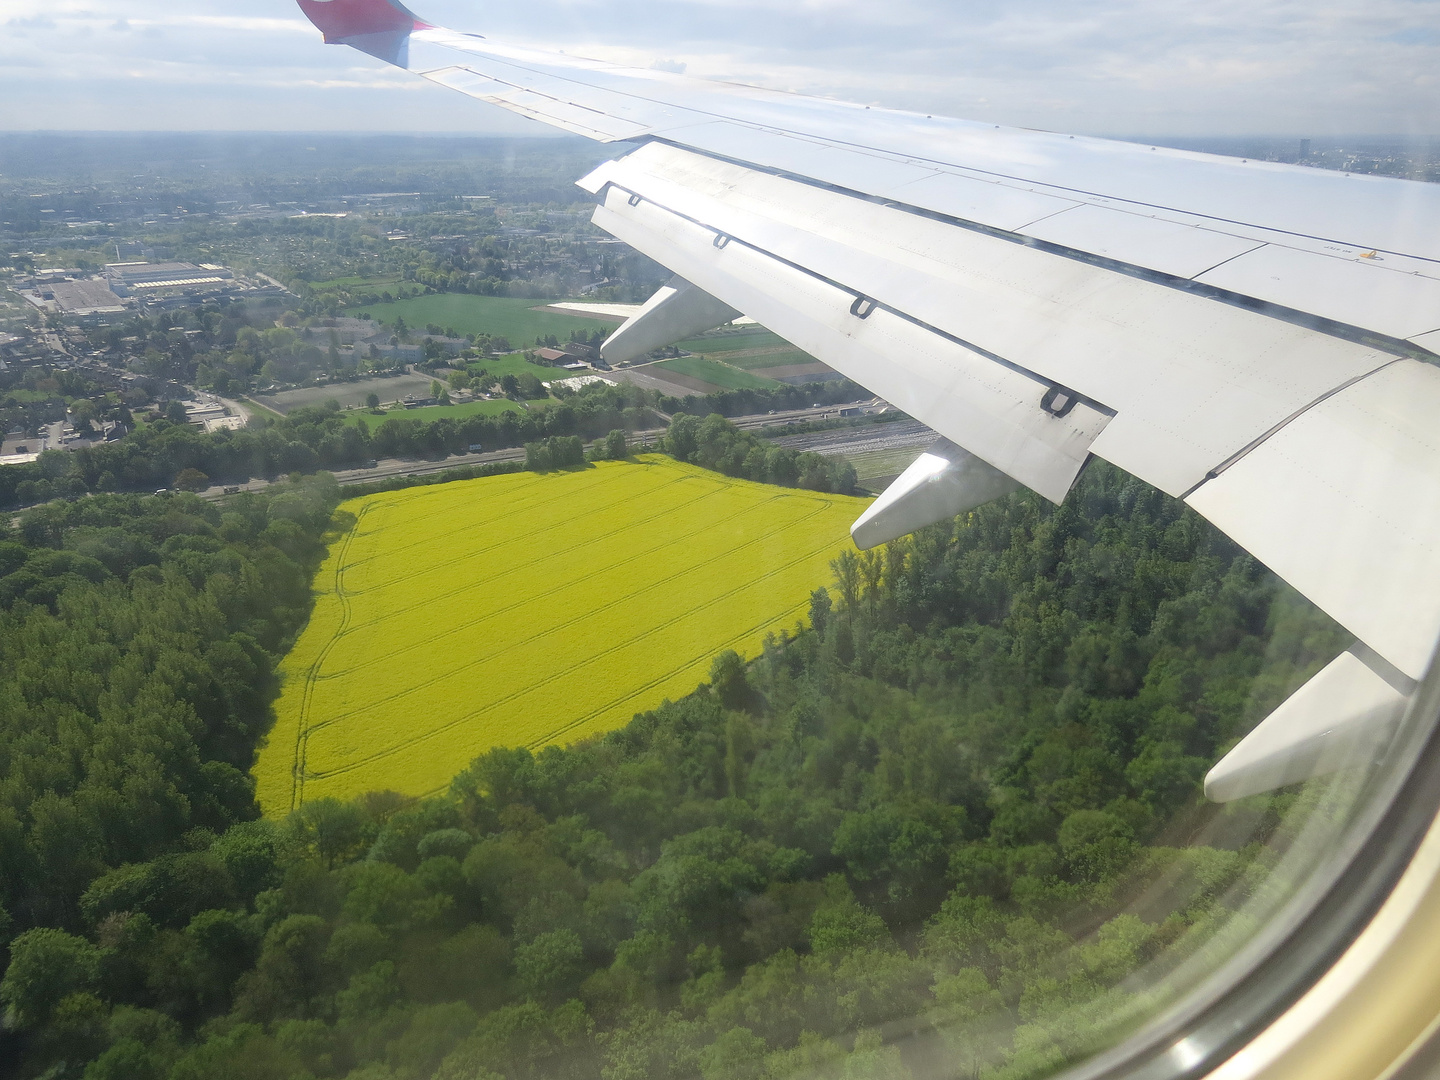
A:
<box><xmin>296</xmin><ymin>0</ymin><xmax>1440</xmax><ymax>800</ymax></box>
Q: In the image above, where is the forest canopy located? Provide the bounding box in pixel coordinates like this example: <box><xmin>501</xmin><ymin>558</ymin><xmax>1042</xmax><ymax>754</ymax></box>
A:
<box><xmin>0</xmin><ymin>458</ymin><xmax>1347</xmax><ymax>1080</ymax></box>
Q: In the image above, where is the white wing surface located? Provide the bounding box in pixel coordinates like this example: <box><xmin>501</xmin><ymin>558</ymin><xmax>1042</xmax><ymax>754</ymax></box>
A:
<box><xmin>296</xmin><ymin>0</ymin><xmax>1440</xmax><ymax>798</ymax></box>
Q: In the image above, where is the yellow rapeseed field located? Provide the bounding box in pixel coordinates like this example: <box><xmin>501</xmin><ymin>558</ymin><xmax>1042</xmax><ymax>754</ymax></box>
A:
<box><xmin>254</xmin><ymin>456</ymin><xmax>869</xmax><ymax>814</ymax></box>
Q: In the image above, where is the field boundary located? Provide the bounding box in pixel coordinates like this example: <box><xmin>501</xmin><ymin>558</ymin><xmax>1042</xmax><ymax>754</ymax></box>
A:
<box><xmin>258</xmin><ymin>459</ymin><xmax>868</xmax><ymax>810</ymax></box>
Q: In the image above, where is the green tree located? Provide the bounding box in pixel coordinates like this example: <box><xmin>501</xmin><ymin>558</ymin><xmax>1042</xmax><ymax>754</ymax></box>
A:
<box><xmin>808</xmin><ymin>586</ymin><xmax>831</xmax><ymax>638</ymax></box>
<box><xmin>175</xmin><ymin>467</ymin><xmax>210</xmax><ymax>492</ymax></box>
<box><xmin>710</xmin><ymin>650</ymin><xmax>754</xmax><ymax>713</ymax></box>
<box><xmin>285</xmin><ymin>797</ymin><xmax>373</xmax><ymax>869</ymax></box>
<box><xmin>0</xmin><ymin>927</ymin><xmax>102</xmax><ymax>1029</ymax></box>
<box><xmin>515</xmin><ymin>929</ymin><xmax>585</xmax><ymax>1004</ymax></box>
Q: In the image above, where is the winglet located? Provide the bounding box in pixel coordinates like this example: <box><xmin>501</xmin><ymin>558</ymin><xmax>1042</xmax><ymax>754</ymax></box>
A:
<box><xmin>295</xmin><ymin>0</ymin><xmax>430</xmax><ymax>65</ymax></box>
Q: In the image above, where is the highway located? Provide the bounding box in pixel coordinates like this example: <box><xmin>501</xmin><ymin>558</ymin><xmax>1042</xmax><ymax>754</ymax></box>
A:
<box><xmin>767</xmin><ymin>418</ymin><xmax>935</xmax><ymax>457</ymax></box>
<box><xmin>198</xmin><ymin>402</ymin><xmax>876</xmax><ymax>499</ymax></box>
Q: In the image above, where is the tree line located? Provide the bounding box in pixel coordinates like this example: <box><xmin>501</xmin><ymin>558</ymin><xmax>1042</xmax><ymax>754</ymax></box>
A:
<box><xmin>524</xmin><ymin>417</ymin><xmax>856</xmax><ymax>498</ymax></box>
<box><xmin>0</xmin><ymin>460</ymin><xmax>1349</xmax><ymax>1080</ymax></box>
<box><xmin>0</xmin><ymin>379</ymin><xmax>869</xmax><ymax>510</ymax></box>
<box><xmin>664</xmin><ymin>413</ymin><xmax>857</xmax><ymax>495</ymax></box>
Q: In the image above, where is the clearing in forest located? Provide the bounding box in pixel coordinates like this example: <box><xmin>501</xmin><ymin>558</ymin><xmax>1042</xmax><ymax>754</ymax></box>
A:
<box><xmin>254</xmin><ymin>456</ymin><xmax>869</xmax><ymax>814</ymax></box>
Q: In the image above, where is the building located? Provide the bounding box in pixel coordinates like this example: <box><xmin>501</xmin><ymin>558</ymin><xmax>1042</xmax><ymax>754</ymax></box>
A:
<box><xmin>99</xmin><ymin>262</ymin><xmax>283</xmax><ymax>313</ymax></box>
<box><xmin>105</xmin><ymin>262</ymin><xmax>234</xmax><ymax>294</ymax></box>
<box><xmin>360</xmin><ymin>338</ymin><xmax>423</xmax><ymax>364</ymax></box>
<box><xmin>48</xmin><ymin>280</ymin><xmax>128</xmax><ymax>319</ymax></box>
<box><xmin>315</xmin><ymin>317</ymin><xmax>382</xmax><ymax>346</ymax></box>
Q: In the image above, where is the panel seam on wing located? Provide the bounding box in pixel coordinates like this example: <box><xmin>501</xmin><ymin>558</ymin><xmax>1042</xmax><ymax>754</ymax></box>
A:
<box><xmin>1179</xmin><ymin>359</ymin><xmax>1403</xmax><ymax>500</ymax></box>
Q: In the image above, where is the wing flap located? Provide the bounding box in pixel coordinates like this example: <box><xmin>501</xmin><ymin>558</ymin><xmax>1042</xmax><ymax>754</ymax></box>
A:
<box><xmin>588</xmin><ymin>143</ymin><xmax>1399</xmax><ymax>500</ymax></box>
<box><xmin>592</xmin><ymin>186</ymin><xmax>1112</xmax><ymax>501</ymax></box>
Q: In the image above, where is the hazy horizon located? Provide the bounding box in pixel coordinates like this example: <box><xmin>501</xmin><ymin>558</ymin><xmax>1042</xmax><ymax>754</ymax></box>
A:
<box><xmin>2</xmin><ymin>0</ymin><xmax>1437</xmax><ymax>138</ymax></box>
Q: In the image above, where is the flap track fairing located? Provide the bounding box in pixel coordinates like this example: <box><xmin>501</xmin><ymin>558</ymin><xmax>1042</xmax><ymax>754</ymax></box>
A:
<box><xmin>851</xmin><ymin>438</ymin><xmax>1022</xmax><ymax>550</ymax></box>
<box><xmin>600</xmin><ymin>277</ymin><xmax>742</xmax><ymax>366</ymax></box>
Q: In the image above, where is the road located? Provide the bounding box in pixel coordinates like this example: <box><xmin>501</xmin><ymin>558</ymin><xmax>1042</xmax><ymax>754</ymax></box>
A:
<box><xmin>767</xmin><ymin>418</ymin><xmax>935</xmax><ymax>457</ymax></box>
<box><xmin>216</xmin><ymin>395</ymin><xmax>252</xmax><ymax>424</ymax></box>
<box><xmin>197</xmin><ymin>402</ymin><xmax>884</xmax><ymax>500</ymax></box>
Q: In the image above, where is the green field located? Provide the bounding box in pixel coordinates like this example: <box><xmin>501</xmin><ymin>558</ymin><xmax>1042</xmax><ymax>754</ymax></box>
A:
<box><xmin>676</xmin><ymin>328</ymin><xmax>791</xmax><ymax>354</ymax></box>
<box><xmin>654</xmin><ymin>354</ymin><xmax>781</xmax><ymax>390</ymax></box>
<box><xmin>344</xmin><ymin>398</ymin><xmax>528</xmax><ymax>430</ymax></box>
<box><xmin>349</xmin><ymin>293</ymin><xmax>614</xmax><ymax>344</ymax></box>
<box><xmin>253</xmin><ymin>457</ymin><xmax>869</xmax><ymax>813</ymax></box>
<box><xmin>677</xmin><ymin>328</ymin><xmax>820</xmax><ymax>371</ymax></box>
<box><xmin>1</xmin><ymin>388</ymin><xmax>54</xmax><ymax>403</ymax></box>
<box><xmin>0</xmin><ymin>285</ymin><xmax>31</xmax><ymax>326</ymax></box>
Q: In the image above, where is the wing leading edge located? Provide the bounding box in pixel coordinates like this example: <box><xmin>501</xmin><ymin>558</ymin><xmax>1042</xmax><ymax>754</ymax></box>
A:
<box><xmin>295</xmin><ymin>0</ymin><xmax>1440</xmax><ymax>800</ymax></box>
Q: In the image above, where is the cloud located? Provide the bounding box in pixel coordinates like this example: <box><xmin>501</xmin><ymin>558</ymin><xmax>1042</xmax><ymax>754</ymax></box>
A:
<box><xmin>0</xmin><ymin>0</ymin><xmax>1435</xmax><ymax>134</ymax></box>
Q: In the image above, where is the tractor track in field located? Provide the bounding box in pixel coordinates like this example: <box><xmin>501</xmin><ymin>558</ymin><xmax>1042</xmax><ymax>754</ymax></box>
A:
<box><xmin>339</xmin><ymin>470</ymin><xmax>699</xmax><ymax>626</ymax></box>
<box><xmin>304</xmin><ymin>494</ymin><xmax>848</xmax><ymax>782</ymax></box>
<box><xmin>303</xmin><ymin>485</ymin><xmax>830</xmax><ymax>742</ymax></box>
<box><xmin>319</xmin><ymin>481</ymin><xmax>746</xmax><ymax>679</ymax></box>
<box><xmin>525</xmin><ymin>587</ymin><xmax>815</xmax><ymax>752</ymax></box>
<box><xmin>289</xmin><ymin>500</ymin><xmax>373</xmax><ymax>812</ymax></box>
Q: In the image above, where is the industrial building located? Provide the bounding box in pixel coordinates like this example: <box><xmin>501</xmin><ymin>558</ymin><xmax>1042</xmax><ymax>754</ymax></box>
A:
<box><xmin>104</xmin><ymin>261</ymin><xmax>234</xmax><ymax>295</ymax></box>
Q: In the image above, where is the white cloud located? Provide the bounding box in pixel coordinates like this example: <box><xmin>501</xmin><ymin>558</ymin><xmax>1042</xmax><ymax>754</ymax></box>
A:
<box><xmin>0</xmin><ymin>0</ymin><xmax>1435</xmax><ymax>134</ymax></box>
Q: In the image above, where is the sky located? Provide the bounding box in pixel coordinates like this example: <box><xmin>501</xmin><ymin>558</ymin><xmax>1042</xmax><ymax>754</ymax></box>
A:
<box><xmin>0</xmin><ymin>0</ymin><xmax>1437</xmax><ymax>137</ymax></box>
